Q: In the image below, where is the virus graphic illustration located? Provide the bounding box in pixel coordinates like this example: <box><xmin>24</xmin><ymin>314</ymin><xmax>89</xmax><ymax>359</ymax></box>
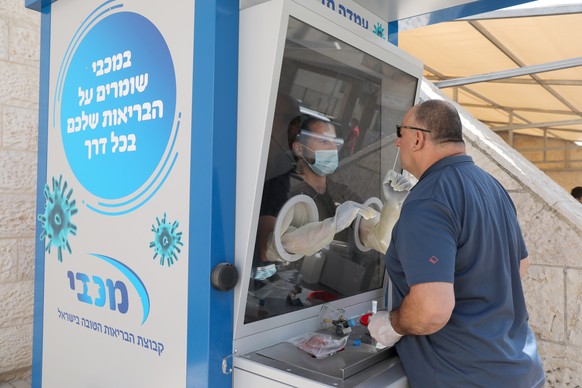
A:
<box><xmin>38</xmin><ymin>175</ymin><xmax>78</xmax><ymax>262</ymax></box>
<box><xmin>150</xmin><ymin>213</ymin><xmax>183</xmax><ymax>267</ymax></box>
<box><xmin>373</xmin><ymin>22</ymin><xmax>385</xmax><ymax>39</ymax></box>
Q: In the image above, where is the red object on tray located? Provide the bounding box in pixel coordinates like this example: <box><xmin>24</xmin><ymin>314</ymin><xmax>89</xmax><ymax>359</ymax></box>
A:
<box><xmin>307</xmin><ymin>290</ymin><xmax>337</xmax><ymax>302</ymax></box>
<box><xmin>360</xmin><ymin>312</ymin><xmax>373</xmax><ymax>326</ymax></box>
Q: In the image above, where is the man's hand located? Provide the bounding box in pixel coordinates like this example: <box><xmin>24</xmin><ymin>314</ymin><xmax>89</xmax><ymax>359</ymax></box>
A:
<box><xmin>382</xmin><ymin>170</ymin><xmax>412</xmax><ymax>209</ymax></box>
<box><xmin>335</xmin><ymin>201</ymin><xmax>376</xmax><ymax>233</ymax></box>
<box><xmin>368</xmin><ymin>311</ymin><xmax>403</xmax><ymax>347</ymax></box>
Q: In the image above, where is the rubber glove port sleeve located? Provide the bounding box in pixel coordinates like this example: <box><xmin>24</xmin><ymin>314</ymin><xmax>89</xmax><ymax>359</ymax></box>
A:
<box><xmin>265</xmin><ymin>201</ymin><xmax>376</xmax><ymax>260</ymax></box>
<box><xmin>358</xmin><ymin>170</ymin><xmax>412</xmax><ymax>254</ymax></box>
<box><xmin>264</xmin><ymin>170</ymin><xmax>411</xmax><ymax>260</ymax></box>
<box><xmin>358</xmin><ymin>205</ymin><xmax>397</xmax><ymax>254</ymax></box>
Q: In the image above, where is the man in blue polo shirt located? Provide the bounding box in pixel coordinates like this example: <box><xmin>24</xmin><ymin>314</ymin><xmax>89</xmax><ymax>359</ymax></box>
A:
<box><xmin>368</xmin><ymin>99</ymin><xmax>545</xmax><ymax>387</ymax></box>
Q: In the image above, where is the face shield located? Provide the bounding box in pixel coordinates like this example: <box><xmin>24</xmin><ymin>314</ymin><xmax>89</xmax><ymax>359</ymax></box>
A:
<box><xmin>296</xmin><ymin>130</ymin><xmax>344</xmax><ymax>176</ymax></box>
<box><xmin>296</xmin><ymin>130</ymin><xmax>344</xmax><ymax>151</ymax></box>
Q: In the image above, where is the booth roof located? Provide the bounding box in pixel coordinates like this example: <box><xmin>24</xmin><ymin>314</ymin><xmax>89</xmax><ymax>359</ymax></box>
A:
<box><xmin>395</xmin><ymin>1</ymin><xmax>582</xmax><ymax>151</ymax></box>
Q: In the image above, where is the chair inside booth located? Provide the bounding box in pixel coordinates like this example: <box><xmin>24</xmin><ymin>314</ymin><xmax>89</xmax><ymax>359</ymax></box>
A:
<box><xmin>244</xmin><ymin>17</ymin><xmax>418</xmax><ymax>324</ymax></box>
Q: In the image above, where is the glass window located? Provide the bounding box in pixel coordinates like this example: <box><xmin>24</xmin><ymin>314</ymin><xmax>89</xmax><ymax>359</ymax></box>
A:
<box><xmin>244</xmin><ymin>17</ymin><xmax>418</xmax><ymax>324</ymax></box>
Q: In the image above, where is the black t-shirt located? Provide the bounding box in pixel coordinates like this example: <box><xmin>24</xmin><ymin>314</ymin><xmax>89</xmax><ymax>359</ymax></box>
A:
<box><xmin>260</xmin><ymin>170</ymin><xmax>361</xmax><ymax>221</ymax></box>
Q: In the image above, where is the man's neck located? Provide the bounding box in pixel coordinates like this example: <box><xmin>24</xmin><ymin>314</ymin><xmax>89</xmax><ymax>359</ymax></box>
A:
<box><xmin>301</xmin><ymin>169</ymin><xmax>327</xmax><ymax>194</ymax></box>
<box><xmin>416</xmin><ymin>142</ymin><xmax>466</xmax><ymax>179</ymax></box>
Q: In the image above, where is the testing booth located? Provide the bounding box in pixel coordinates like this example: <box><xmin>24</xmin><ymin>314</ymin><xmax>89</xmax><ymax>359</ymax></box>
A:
<box><xmin>27</xmin><ymin>0</ymin><xmax>529</xmax><ymax>386</ymax></box>
<box><xmin>233</xmin><ymin>1</ymin><xmax>421</xmax><ymax>386</ymax></box>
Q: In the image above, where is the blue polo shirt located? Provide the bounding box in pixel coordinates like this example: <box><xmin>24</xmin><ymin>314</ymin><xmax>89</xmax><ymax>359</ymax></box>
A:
<box><xmin>386</xmin><ymin>155</ymin><xmax>544</xmax><ymax>387</ymax></box>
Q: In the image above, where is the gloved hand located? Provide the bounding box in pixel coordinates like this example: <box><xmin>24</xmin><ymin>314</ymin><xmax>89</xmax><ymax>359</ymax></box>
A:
<box><xmin>367</xmin><ymin>311</ymin><xmax>403</xmax><ymax>348</ymax></box>
<box><xmin>357</xmin><ymin>171</ymin><xmax>411</xmax><ymax>254</ymax></box>
<box><xmin>266</xmin><ymin>200</ymin><xmax>375</xmax><ymax>260</ymax></box>
<box><xmin>382</xmin><ymin>170</ymin><xmax>412</xmax><ymax>209</ymax></box>
<box><xmin>335</xmin><ymin>201</ymin><xmax>376</xmax><ymax>233</ymax></box>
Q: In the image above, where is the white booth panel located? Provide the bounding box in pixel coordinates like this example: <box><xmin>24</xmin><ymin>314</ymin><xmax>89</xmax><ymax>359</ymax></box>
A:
<box><xmin>234</xmin><ymin>1</ymin><xmax>422</xmax><ymax>385</ymax></box>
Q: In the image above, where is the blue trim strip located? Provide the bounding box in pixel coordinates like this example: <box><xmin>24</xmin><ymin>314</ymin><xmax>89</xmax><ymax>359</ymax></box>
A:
<box><xmin>389</xmin><ymin>0</ymin><xmax>534</xmax><ymax>45</ymax></box>
<box><xmin>186</xmin><ymin>0</ymin><xmax>238</xmax><ymax>386</ymax></box>
<box><xmin>25</xmin><ymin>0</ymin><xmax>57</xmax><ymax>12</ymax></box>
<box><xmin>408</xmin><ymin>0</ymin><xmax>534</xmax><ymax>25</ymax></box>
<box><xmin>31</xmin><ymin>6</ymin><xmax>51</xmax><ymax>387</ymax></box>
<box><xmin>208</xmin><ymin>0</ymin><xmax>238</xmax><ymax>384</ymax></box>
<box><xmin>388</xmin><ymin>20</ymin><xmax>399</xmax><ymax>46</ymax></box>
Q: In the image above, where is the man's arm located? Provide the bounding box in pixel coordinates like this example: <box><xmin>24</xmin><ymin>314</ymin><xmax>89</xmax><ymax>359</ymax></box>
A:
<box><xmin>261</xmin><ymin>201</ymin><xmax>372</xmax><ymax>260</ymax></box>
<box><xmin>520</xmin><ymin>257</ymin><xmax>530</xmax><ymax>278</ymax></box>
<box><xmin>357</xmin><ymin>170</ymin><xmax>412</xmax><ymax>254</ymax></box>
<box><xmin>257</xmin><ymin>215</ymin><xmax>277</xmax><ymax>262</ymax></box>
<box><xmin>390</xmin><ymin>282</ymin><xmax>455</xmax><ymax>335</ymax></box>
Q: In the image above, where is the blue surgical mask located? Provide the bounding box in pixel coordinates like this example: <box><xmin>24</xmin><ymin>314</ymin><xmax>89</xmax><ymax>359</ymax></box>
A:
<box><xmin>253</xmin><ymin>263</ymin><xmax>276</xmax><ymax>280</ymax></box>
<box><xmin>307</xmin><ymin>149</ymin><xmax>338</xmax><ymax>176</ymax></box>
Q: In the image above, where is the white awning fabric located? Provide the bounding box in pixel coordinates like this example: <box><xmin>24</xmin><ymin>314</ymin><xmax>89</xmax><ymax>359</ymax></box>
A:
<box><xmin>397</xmin><ymin>1</ymin><xmax>582</xmax><ymax>146</ymax></box>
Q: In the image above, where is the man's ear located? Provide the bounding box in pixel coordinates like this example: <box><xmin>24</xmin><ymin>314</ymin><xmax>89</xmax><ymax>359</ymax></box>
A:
<box><xmin>412</xmin><ymin>131</ymin><xmax>425</xmax><ymax>150</ymax></box>
<box><xmin>292</xmin><ymin>142</ymin><xmax>303</xmax><ymax>157</ymax></box>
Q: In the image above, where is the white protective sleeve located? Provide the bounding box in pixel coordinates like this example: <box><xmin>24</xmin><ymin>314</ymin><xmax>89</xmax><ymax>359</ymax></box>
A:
<box><xmin>265</xmin><ymin>201</ymin><xmax>376</xmax><ymax>260</ymax></box>
<box><xmin>357</xmin><ymin>170</ymin><xmax>412</xmax><ymax>254</ymax></box>
<box><xmin>357</xmin><ymin>203</ymin><xmax>401</xmax><ymax>254</ymax></box>
<box><xmin>265</xmin><ymin>171</ymin><xmax>410</xmax><ymax>260</ymax></box>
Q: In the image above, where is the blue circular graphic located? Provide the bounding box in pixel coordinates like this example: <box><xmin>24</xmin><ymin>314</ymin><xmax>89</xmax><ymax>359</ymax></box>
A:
<box><xmin>61</xmin><ymin>12</ymin><xmax>176</xmax><ymax>200</ymax></box>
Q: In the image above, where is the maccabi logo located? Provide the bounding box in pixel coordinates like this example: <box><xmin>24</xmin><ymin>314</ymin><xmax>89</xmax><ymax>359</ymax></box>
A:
<box><xmin>67</xmin><ymin>254</ymin><xmax>150</xmax><ymax>324</ymax></box>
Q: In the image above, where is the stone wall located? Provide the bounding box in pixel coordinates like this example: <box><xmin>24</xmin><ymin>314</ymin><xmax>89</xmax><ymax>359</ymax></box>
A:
<box><xmin>2</xmin><ymin>0</ymin><xmax>582</xmax><ymax>386</ymax></box>
<box><xmin>422</xmin><ymin>81</ymin><xmax>582</xmax><ymax>386</ymax></box>
<box><xmin>497</xmin><ymin>132</ymin><xmax>582</xmax><ymax>193</ymax></box>
<box><xmin>0</xmin><ymin>0</ymin><xmax>40</xmax><ymax>382</ymax></box>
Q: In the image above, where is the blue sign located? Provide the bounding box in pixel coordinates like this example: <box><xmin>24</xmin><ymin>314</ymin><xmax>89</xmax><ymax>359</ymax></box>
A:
<box><xmin>59</xmin><ymin>11</ymin><xmax>176</xmax><ymax>201</ymax></box>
